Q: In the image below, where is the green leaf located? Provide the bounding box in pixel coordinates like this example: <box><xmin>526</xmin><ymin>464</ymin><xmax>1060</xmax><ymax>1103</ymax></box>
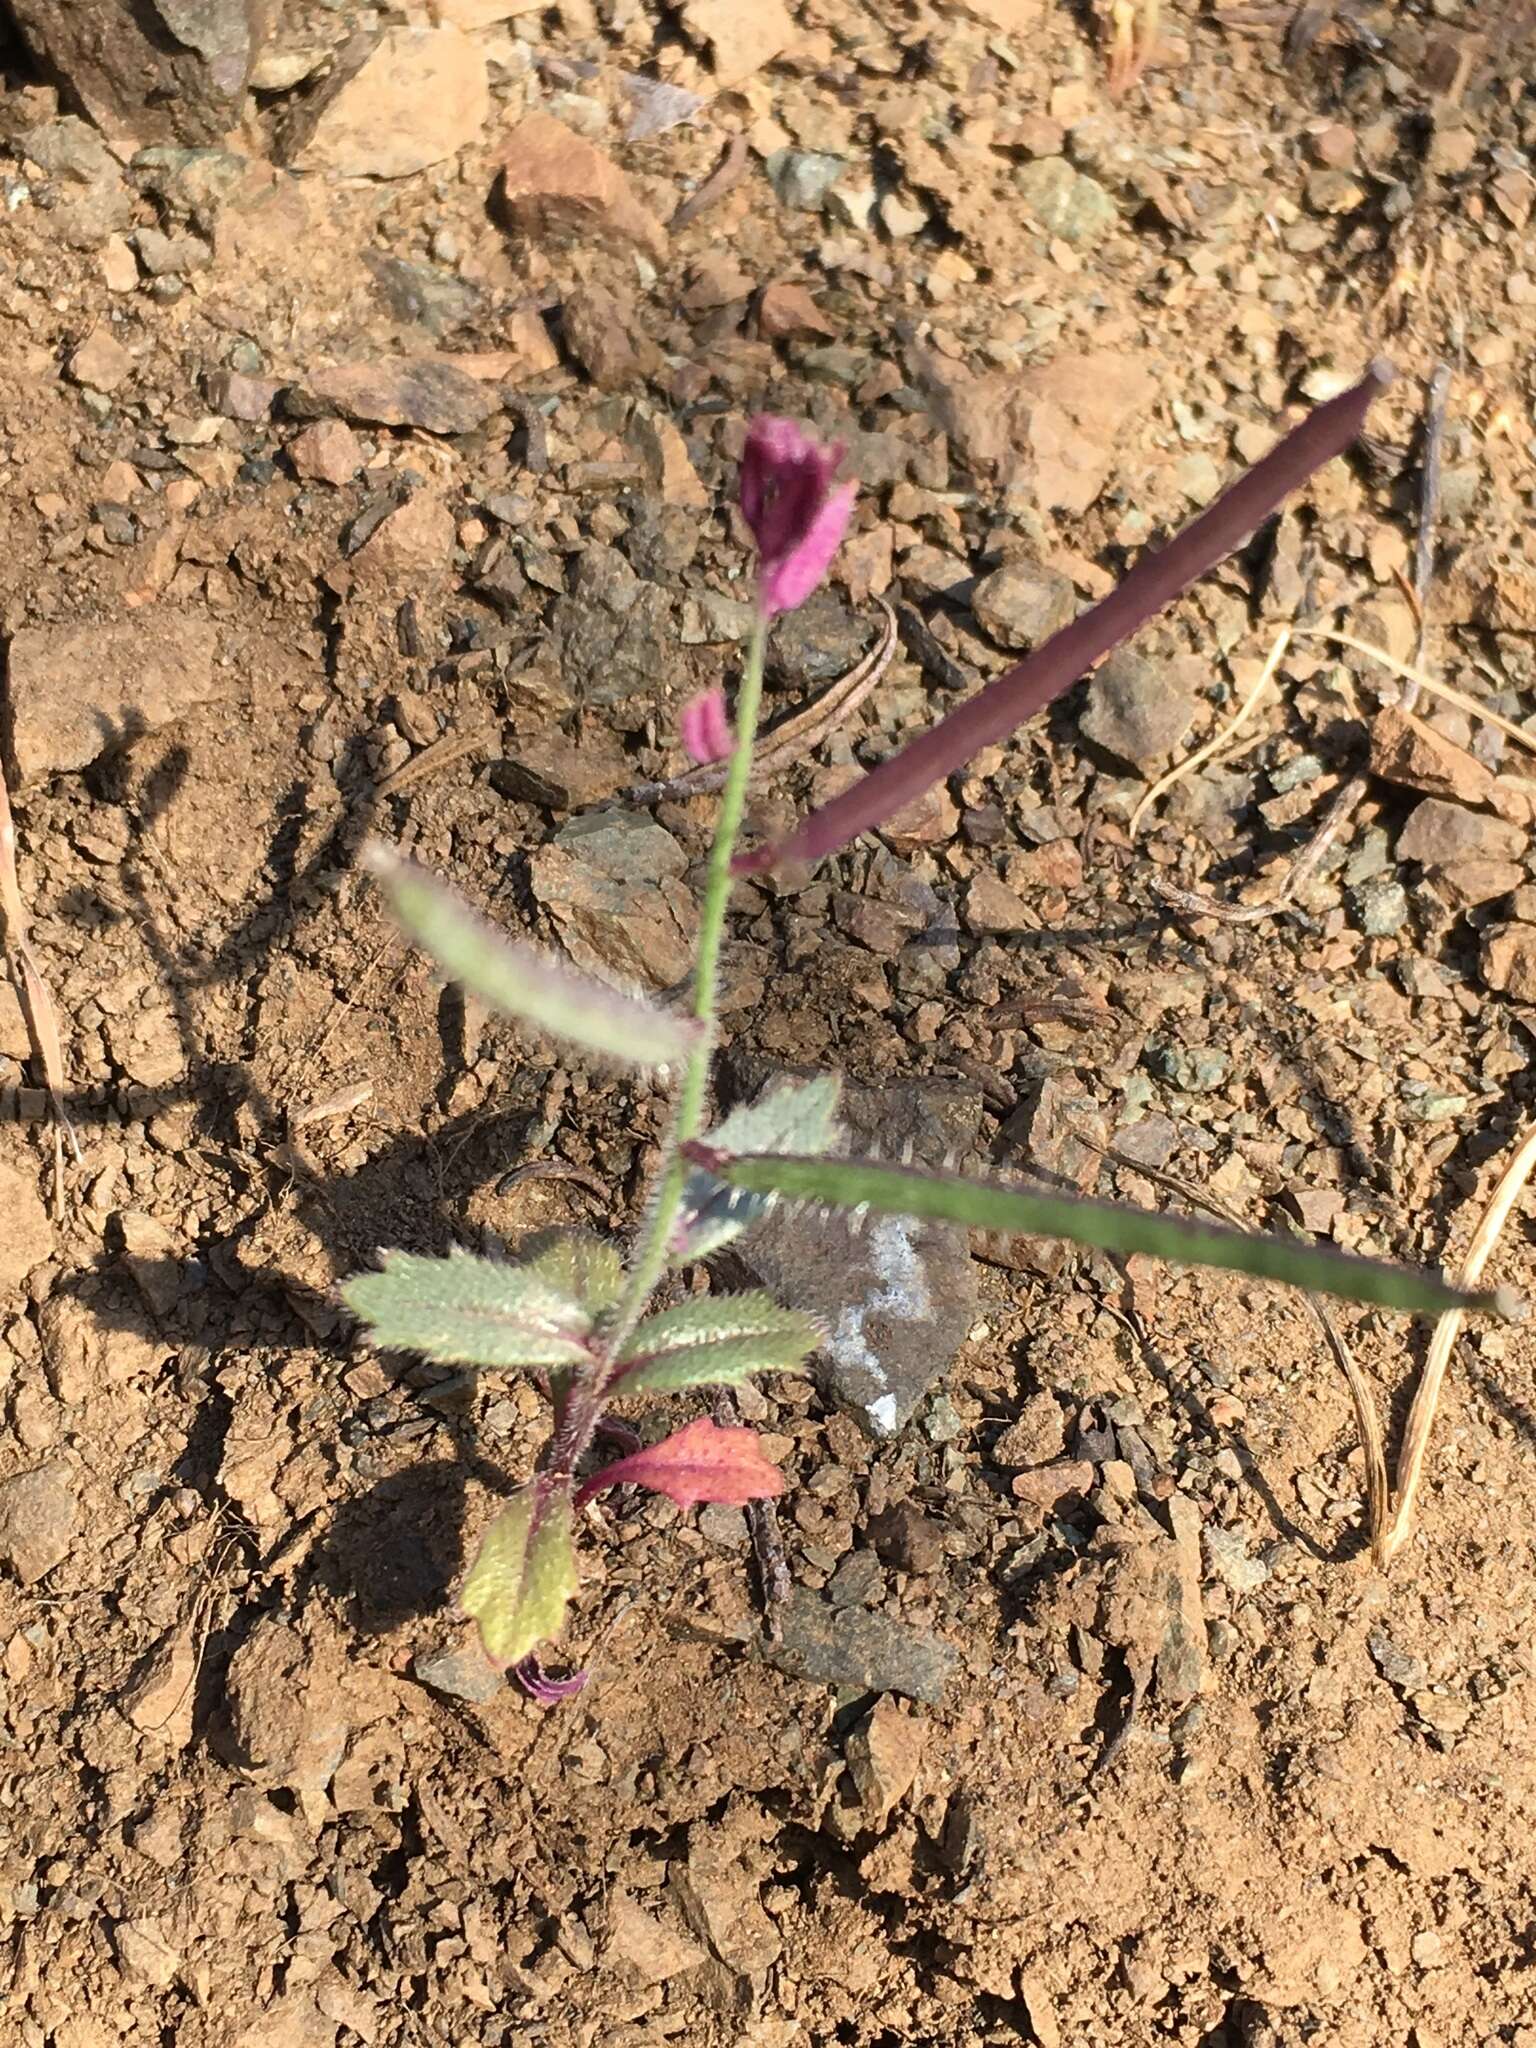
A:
<box><xmin>342</xmin><ymin>1247</ymin><xmax>599</xmax><ymax>1369</ymax></box>
<box><xmin>692</xmin><ymin>1151</ymin><xmax>1504</xmax><ymax>1320</ymax></box>
<box><xmin>613</xmin><ymin>1291</ymin><xmax>820</xmax><ymax>1393</ymax></box>
<box><xmin>673</xmin><ymin>1076</ymin><xmax>843</xmax><ymax>1262</ymax></box>
<box><xmin>521</xmin><ymin>1229</ymin><xmax>624</xmax><ymax>1317</ymax></box>
<box><xmin>365</xmin><ymin>842</ymin><xmax>700</xmax><ymax>1071</ymax></box>
<box><xmin>462</xmin><ymin>1483</ymin><xmax>579</xmax><ymax>1667</ymax></box>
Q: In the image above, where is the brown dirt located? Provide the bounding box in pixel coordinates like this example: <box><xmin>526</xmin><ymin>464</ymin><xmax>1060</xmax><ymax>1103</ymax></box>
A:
<box><xmin>3</xmin><ymin>3</ymin><xmax>1536</xmax><ymax>2043</ymax></box>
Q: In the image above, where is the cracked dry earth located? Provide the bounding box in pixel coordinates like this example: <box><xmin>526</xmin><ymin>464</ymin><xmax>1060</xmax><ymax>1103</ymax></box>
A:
<box><xmin>3</xmin><ymin>1</ymin><xmax>1536</xmax><ymax>2043</ymax></box>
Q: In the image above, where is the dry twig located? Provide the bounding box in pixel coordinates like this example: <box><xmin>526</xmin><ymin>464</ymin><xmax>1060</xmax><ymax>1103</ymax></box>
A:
<box><xmin>1295</xmin><ymin>629</ymin><xmax>1536</xmax><ymax>762</ymax></box>
<box><xmin>1376</xmin><ymin>1121</ymin><xmax>1536</xmax><ymax>1564</ymax></box>
<box><xmin>625</xmin><ymin>600</ymin><xmax>897</xmax><ymax>805</ymax></box>
<box><xmin>670</xmin><ymin>131</ymin><xmax>749</xmax><ymax>230</ymax></box>
<box><xmin>373</xmin><ymin>726</ymin><xmax>496</xmax><ymax>802</ymax></box>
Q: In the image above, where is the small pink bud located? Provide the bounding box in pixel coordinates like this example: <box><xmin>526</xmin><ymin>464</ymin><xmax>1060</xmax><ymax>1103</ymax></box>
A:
<box><xmin>680</xmin><ymin>686</ymin><xmax>732</xmax><ymax>765</ymax></box>
<box><xmin>740</xmin><ymin>415</ymin><xmax>857</xmax><ymax>619</ymax></box>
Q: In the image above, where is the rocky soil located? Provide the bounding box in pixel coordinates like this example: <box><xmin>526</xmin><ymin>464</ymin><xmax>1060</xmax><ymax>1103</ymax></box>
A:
<box><xmin>3</xmin><ymin>2</ymin><xmax>1536</xmax><ymax>2044</ymax></box>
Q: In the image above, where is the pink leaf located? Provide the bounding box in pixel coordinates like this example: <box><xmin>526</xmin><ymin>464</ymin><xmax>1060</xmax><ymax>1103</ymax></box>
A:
<box><xmin>733</xmin><ymin>363</ymin><xmax>1392</xmax><ymax>874</ymax></box>
<box><xmin>574</xmin><ymin>1417</ymin><xmax>785</xmax><ymax>1511</ymax></box>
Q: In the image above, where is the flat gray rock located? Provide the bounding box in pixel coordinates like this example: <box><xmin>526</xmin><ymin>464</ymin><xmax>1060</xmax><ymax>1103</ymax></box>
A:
<box><xmin>768</xmin><ymin>1589</ymin><xmax>957</xmax><ymax>1704</ymax></box>
<box><xmin>730</xmin><ymin>1068</ymin><xmax>981</xmax><ymax>1439</ymax></box>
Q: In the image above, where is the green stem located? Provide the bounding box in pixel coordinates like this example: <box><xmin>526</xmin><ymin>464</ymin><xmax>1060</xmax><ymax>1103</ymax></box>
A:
<box><xmin>583</xmin><ymin>620</ymin><xmax>769</xmax><ymax>1394</ymax></box>
<box><xmin>679</xmin><ymin>617</ymin><xmax>768</xmax><ymax>1138</ymax></box>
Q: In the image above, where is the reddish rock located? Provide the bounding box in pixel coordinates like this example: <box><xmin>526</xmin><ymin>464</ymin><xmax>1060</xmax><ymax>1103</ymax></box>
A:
<box><xmin>297</xmin><ymin>358</ymin><xmax>500</xmax><ymax>436</ymax></box>
<box><xmin>68</xmin><ymin>327</ymin><xmax>132</xmax><ymax>392</ymax></box>
<box><xmin>498</xmin><ymin>113</ymin><xmax>668</xmax><ymax>263</ymax></box>
<box><xmin>6</xmin><ymin>611</ymin><xmax>221</xmax><ymax>786</ymax></box>
<box><xmin>757</xmin><ymin>280</ymin><xmax>835</xmax><ymax>340</ymax></box>
<box><xmin>838</xmin><ymin>526</ymin><xmax>893</xmax><ymax>604</ymax></box>
<box><xmin>0</xmin><ymin>1161</ymin><xmax>50</xmax><ymax>1289</ymax></box>
<box><xmin>205</xmin><ymin>368</ymin><xmax>281</xmax><ymax>421</ymax></box>
<box><xmin>292</xmin><ymin>28</ymin><xmax>489</xmax><ymax>180</ymax></box>
<box><xmin>0</xmin><ymin>1459</ymin><xmax>76</xmax><ymax>1585</ymax></box>
<box><xmin>1397</xmin><ymin>798</ymin><xmax>1527</xmax><ymax>866</ymax></box>
<box><xmin>681</xmin><ymin>0</ymin><xmax>797</xmax><ymax>86</ymax></box>
<box><xmin>1435</xmin><ymin>860</ymin><xmax>1523</xmax><ymax>910</ymax></box>
<box><xmin>562</xmin><ymin>283</ymin><xmax>663</xmax><ymax>392</ymax></box>
<box><xmin>99</xmin><ymin>234</ymin><xmax>138</xmax><ymax>292</ymax></box>
<box><xmin>351</xmin><ymin>493</ymin><xmax>456</xmax><ymax>581</ymax></box>
<box><xmin>1011</xmin><ymin>1459</ymin><xmax>1095</xmax><ymax>1507</ymax></box>
<box><xmin>1481</xmin><ymin>925</ymin><xmax>1536</xmax><ymax>1002</ymax></box>
<box><xmin>879</xmin><ymin>784</ymin><xmax>958</xmax><ymax>853</ymax></box>
<box><xmin>504</xmin><ymin>309</ymin><xmax>560</xmax><ymax>377</ymax></box>
<box><xmin>963</xmin><ymin>870</ymin><xmax>1033</xmax><ymax>934</ymax></box>
<box><xmin>1369</xmin><ymin>705</ymin><xmax>1495</xmax><ymax>806</ymax></box>
<box><xmin>915</xmin><ymin>344</ymin><xmax>1156</xmax><ymax>512</ymax></box>
<box><xmin>288</xmin><ymin>418</ymin><xmax>364</xmax><ymax>485</ymax></box>
<box><xmin>1007</xmin><ymin>838</ymin><xmax>1084</xmax><ymax>894</ymax></box>
<box><xmin>630</xmin><ymin>410</ymin><xmax>707</xmax><ymax>507</ymax></box>
<box><xmin>7</xmin><ymin>0</ymin><xmax>262</xmax><ymax>148</ymax></box>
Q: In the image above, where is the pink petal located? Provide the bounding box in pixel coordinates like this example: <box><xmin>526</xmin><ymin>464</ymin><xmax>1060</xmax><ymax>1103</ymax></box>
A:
<box><xmin>679</xmin><ymin>686</ymin><xmax>733</xmax><ymax>765</ymax></box>
<box><xmin>760</xmin><ymin>478</ymin><xmax>857</xmax><ymax>617</ymax></box>
<box><xmin>741</xmin><ymin>416</ymin><xmax>848</xmax><ymax>568</ymax></box>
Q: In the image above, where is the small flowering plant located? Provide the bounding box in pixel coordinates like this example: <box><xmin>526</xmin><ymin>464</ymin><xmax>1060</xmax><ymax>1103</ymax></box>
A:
<box><xmin>345</xmin><ymin>385</ymin><xmax>1500</xmax><ymax>1694</ymax></box>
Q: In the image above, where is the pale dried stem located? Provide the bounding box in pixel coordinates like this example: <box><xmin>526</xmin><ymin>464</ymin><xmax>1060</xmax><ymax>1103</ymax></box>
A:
<box><xmin>1295</xmin><ymin>628</ymin><xmax>1536</xmax><ymax>763</ymax></box>
<box><xmin>1130</xmin><ymin>623</ymin><xmax>1291</xmax><ymax>840</ymax></box>
<box><xmin>1376</xmin><ymin>1119</ymin><xmax>1536</xmax><ymax>1565</ymax></box>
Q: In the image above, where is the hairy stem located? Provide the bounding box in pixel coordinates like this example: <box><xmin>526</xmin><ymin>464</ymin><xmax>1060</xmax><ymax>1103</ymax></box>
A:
<box><xmin>544</xmin><ymin>619</ymin><xmax>769</xmax><ymax>1479</ymax></box>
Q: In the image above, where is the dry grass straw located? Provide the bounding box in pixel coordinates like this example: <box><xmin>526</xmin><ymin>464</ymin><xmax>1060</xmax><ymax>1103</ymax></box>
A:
<box><xmin>1374</xmin><ymin>1120</ymin><xmax>1536</xmax><ymax>1564</ymax></box>
<box><xmin>1296</xmin><ymin>627</ymin><xmax>1536</xmax><ymax>764</ymax></box>
<box><xmin>1130</xmin><ymin>623</ymin><xmax>1292</xmax><ymax>840</ymax></box>
<box><xmin>1107</xmin><ymin>0</ymin><xmax>1161</xmax><ymax>95</ymax></box>
<box><xmin>1293</xmin><ymin>625</ymin><xmax>1536</xmax><ymax>1562</ymax></box>
<box><xmin>0</xmin><ymin>760</ymin><xmax>78</xmax><ymax>1206</ymax></box>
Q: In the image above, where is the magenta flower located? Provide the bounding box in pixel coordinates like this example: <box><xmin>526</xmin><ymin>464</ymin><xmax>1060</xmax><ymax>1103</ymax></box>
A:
<box><xmin>740</xmin><ymin>415</ymin><xmax>857</xmax><ymax>618</ymax></box>
<box><xmin>680</xmin><ymin>686</ymin><xmax>732</xmax><ymax>765</ymax></box>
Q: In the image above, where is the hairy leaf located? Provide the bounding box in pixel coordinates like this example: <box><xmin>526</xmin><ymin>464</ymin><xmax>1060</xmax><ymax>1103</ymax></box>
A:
<box><xmin>733</xmin><ymin>365</ymin><xmax>1392</xmax><ymax>874</ymax></box>
<box><xmin>365</xmin><ymin>842</ymin><xmax>701</xmax><ymax>1070</ymax></box>
<box><xmin>462</xmin><ymin>1483</ymin><xmax>579</xmax><ymax>1668</ymax></box>
<box><xmin>685</xmin><ymin>1148</ymin><xmax>1503</xmax><ymax>1319</ymax></box>
<box><xmin>342</xmin><ymin>1248</ymin><xmax>599</xmax><ymax>1369</ymax></box>
<box><xmin>521</xmin><ymin>1229</ymin><xmax>624</xmax><ymax>1316</ymax></box>
<box><xmin>673</xmin><ymin>1075</ymin><xmax>843</xmax><ymax>1261</ymax></box>
<box><xmin>574</xmin><ymin>1417</ymin><xmax>785</xmax><ymax>1511</ymax></box>
<box><xmin>613</xmin><ymin>1292</ymin><xmax>821</xmax><ymax>1393</ymax></box>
